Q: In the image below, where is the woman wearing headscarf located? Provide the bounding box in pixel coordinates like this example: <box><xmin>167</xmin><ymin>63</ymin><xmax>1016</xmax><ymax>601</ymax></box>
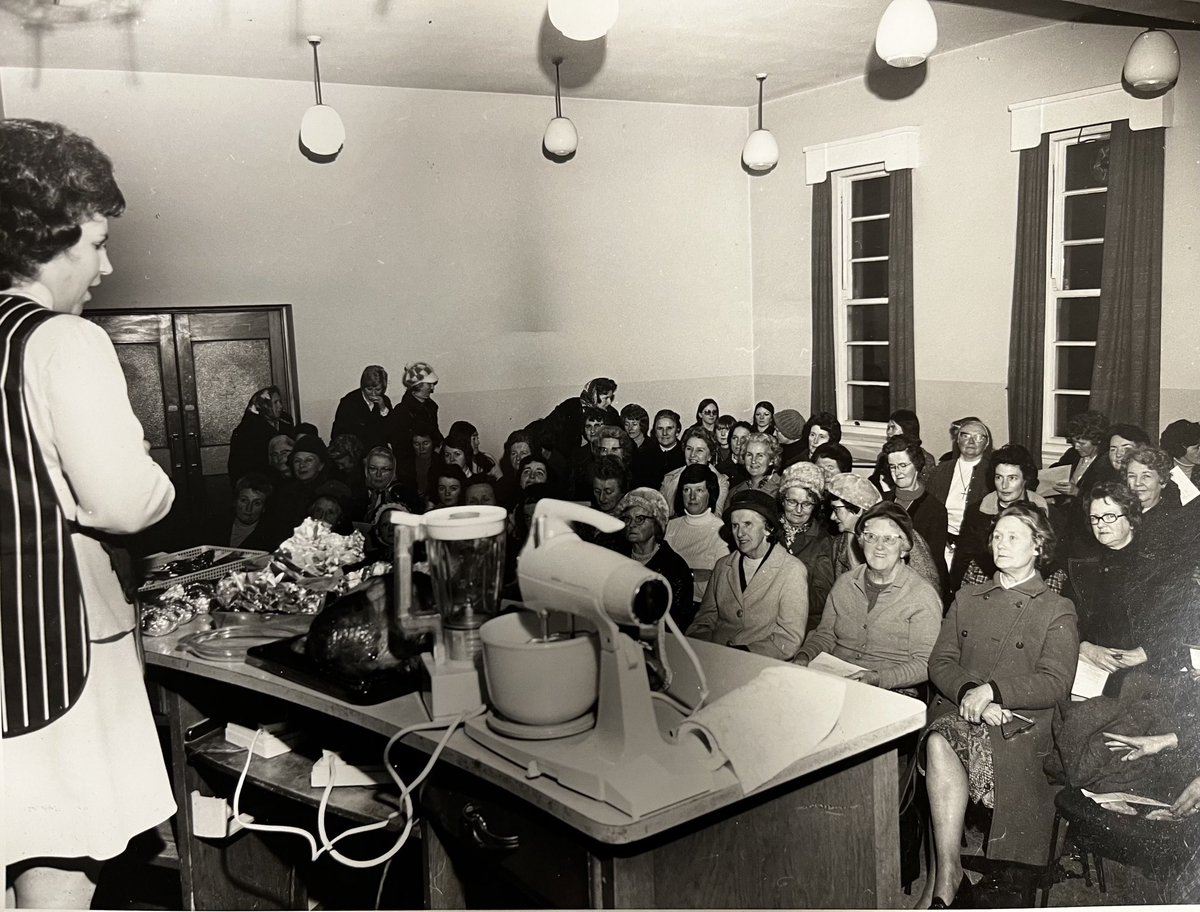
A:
<box><xmin>686</xmin><ymin>489</ymin><xmax>808</xmax><ymax>659</ymax></box>
<box><xmin>0</xmin><ymin>119</ymin><xmax>176</xmax><ymax>908</ymax></box>
<box><xmin>331</xmin><ymin>364</ymin><xmax>391</xmax><ymax>451</ymax></box>
<box><xmin>386</xmin><ymin>361</ymin><xmax>441</xmax><ymax>479</ymax></box>
<box><xmin>664</xmin><ymin>463</ymin><xmax>731</xmax><ymax>601</ymax></box>
<box><xmin>616</xmin><ymin>488</ymin><xmax>695</xmax><ymax>630</ymax></box>
<box><xmin>775</xmin><ymin>463</ymin><xmax>835</xmax><ymax>629</ymax></box>
<box><xmin>544</xmin><ymin>377</ymin><xmax>620</xmax><ymax>457</ymax></box>
<box><xmin>228</xmin><ymin>384</ymin><xmax>295</xmax><ymax>488</ymax></box>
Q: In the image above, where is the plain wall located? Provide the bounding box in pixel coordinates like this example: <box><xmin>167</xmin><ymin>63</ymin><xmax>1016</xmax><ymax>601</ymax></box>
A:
<box><xmin>1</xmin><ymin>67</ymin><xmax>757</xmax><ymax>456</ymax></box>
<box><xmin>749</xmin><ymin>22</ymin><xmax>1200</xmax><ymax>458</ymax></box>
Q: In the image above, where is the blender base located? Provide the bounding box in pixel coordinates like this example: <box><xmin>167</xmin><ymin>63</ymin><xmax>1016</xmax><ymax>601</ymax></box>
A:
<box><xmin>419</xmin><ymin>651</ymin><xmax>486</xmax><ymax>720</ymax></box>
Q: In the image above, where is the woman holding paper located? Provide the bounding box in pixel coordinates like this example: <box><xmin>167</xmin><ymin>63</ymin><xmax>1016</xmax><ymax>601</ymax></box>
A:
<box><xmin>793</xmin><ymin>502</ymin><xmax>940</xmax><ymax>693</ymax></box>
<box><xmin>918</xmin><ymin>502</ymin><xmax>1078</xmax><ymax>909</ymax></box>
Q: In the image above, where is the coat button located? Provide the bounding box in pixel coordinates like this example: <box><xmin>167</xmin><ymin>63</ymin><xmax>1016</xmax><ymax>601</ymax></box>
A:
<box><xmin>736</xmin><ymin>609</ymin><xmax>743</xmax><ymax>618</ymax></box>
<box><xmin>962</xmin><ymin>630</ymin><xmax>968</xmax><ymax>637</ymax></box>
<box><xmin>1016</xmin><ymin>641</ymin><xmax>1024</xmax><ymax>649</ymax></box>
<box><xmin>983</xmin><ymin>594</ymin><xmax>989</xmax><ymax>600</ymax></box>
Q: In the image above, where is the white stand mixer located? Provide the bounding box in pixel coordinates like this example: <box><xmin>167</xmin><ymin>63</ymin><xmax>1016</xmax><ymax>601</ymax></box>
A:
<box><xmin>465</xmin><ymin>500</ymin><xmax>717</xmax><ymax>819</ymax></box>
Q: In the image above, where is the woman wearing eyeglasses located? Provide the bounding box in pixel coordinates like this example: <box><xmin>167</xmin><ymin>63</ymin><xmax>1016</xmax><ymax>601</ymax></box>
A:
<box><xmin>918</xmin><ymin>502</ymin><xmax>1078</xmax><ymax>909</ymax></box>
<box><xmin>882</xmin><ymin>434</ymin><xmax>949</xmax><ymax>591</ymax></box>
<box><xmin>616</xmin><ymin>487</ymin><xmax>695</xmax><ymax>630</ymax></box>
<box><xmin>928</xmin><ymin>417</ymin><xmax>994</xmax><ymax>569</ymax></box>
<box><xmin>774</xmin><ymin>462</ymin><xmax>835</xmax><ymax>629</ymax></box>
<box><xmin>689</xmin><ymin>398</ymin><xmax>721</xmax><ymax>436</ymax></box>
<box><xmin>794</xmin><ymin>502</ymin><xmax>941</xmax><ymax>691</ymax></box>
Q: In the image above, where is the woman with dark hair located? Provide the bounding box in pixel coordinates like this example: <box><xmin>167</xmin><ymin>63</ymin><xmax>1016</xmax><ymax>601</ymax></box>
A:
<box><xmin>714</xmin><ymin>414</ymin><xmax>736</xmax><ymax>469</ymax></box>
<box><xmin>1106</xmin><ymin>422</ymin><xmax>1151</xmax><ymax>473</ymax></box>
<box><xmin>723</xmin><ymin>419</ymin><xmax>754</xmax><ymax>482</ymax></box>
<box><xmin>495</xmin><ymin>429</ymin><xmax>533</xmax><ymax>508</ymax></box>
<box><xmin>811</xmin><ymin>441</ymin><xmax>853</xmax><ymax>484</ymax></box>
<box><xmin>228</xmin><ymin>384</ymin><xmax>296</xmax><ymax>486</ymax></box>
<box><xmin>441</xmin><ymin>429</ymin><xmax>496</xmax><ymax>480</ymax></box>
<box><xmin>870</xmin><ymin>408</ymin><xmax>936</xmax><ymax>491</ymax></box>
<box><xmin>591</xmin><ymin>424</ymin><xmax>636</xmax><ymax>476</ymax></box>
<box><xmin>690</xmin><ymin>398</ymin><xmax>720</xmax><ymax>436</ymax></box>
<box><xmin>448</xmin><ymin>420</ymin><xmax>501</xmax><ymax>478</ymax></box>
<box><xmin>327</xmin><ymin>433</ymin><xmax>366</xmax><ymax>499</ymax></box>
<box><xmin>775</xmin><ymin>462</ymin><xmax>835</xmax><ymax>627</ymax></box>
<box><xmin>882</xmin><ymin>434</ymin><xmax>949</xmax><ymax>591</ymax></box>
<box><xmin>798</xmin><ymin>410</ymin><xmax>842</xmax><ymax>463</ymax></box>
<box><xmin>0</xmin><ymin>118</ymin><xmax>176</xmax><ymax>907</ymax></box>
<box><xmin>631</xmin><ymin>408</ymin><xmax>685</xmax><ymax>490</ymax></box>
<box><xmin>794</xmin><ymin>501</ymin><xmax>942</xmax><ymax>693</ymax></box>
<box><xmin>331</xmin><ymin>364</ymin><xmax>391</xmax><ymax>451</ymax></box>
<box><xmin>948</xmin><ymin>444</ymin><xmax>1049</xmax><ymax>593</ymax></box>
<box><xmin>429</xmin><ymin>463</ymin><xmax>468</xmax><ymax>509</ymax></box>
<box><xmin>616</xmin><ymin>488</ymin><xmax>696</xmax><ymax>630</ymax></box>
<box><xmin>544</xmin><ymin>377</ymin><xmax>620</xmax><ymax>456</ymax></box>
<box><xmin>517</xmin><ymin>453</ymin><xmax>554</xmax><ymax>494</ymax></box>
<box><xmin>620</xmin><ymin>403</ymin><xmax>649</xmax><ymax>449</ymax></box>
<box><xmin>665</xmin><ymin>464</ymin><xmax>730</xmax><ymax>601</ymax></box>
<box><xmin>918</xmin><ymin>502</ymin><xmax>1078</xmax><ymax>909</ymax></box>
<box><xmin>1051</xmin><ymin>410</ymin><xmax>1113</xmax><ymax>498</ymax></box>
<box><xmin>753</xmin><ymin>400</ymin><xmax>777</xmax><ymax>437</ymax></box>
<box><xmin>660</xmin><ymin>426</ymin><xmax>730</xmax><ymax>516</ymax></box>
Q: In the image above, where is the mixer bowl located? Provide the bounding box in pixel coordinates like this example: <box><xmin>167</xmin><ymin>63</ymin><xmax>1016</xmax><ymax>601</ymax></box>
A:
<box><xmin>479</xmin><ymin>611</ymin><xmax>599</xmax><ymax>726</ymax></box>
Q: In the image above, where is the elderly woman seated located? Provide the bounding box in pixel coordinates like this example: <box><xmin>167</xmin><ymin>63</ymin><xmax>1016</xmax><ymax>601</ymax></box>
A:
<box><xmin>1121</xmin><ymin>443</ymin><xmax>1183</xmax><ymax>559</ymax></box>
<box><xmin>660</xmin><ymin>426</ymin><xmax>730</xmax><ymax>516</ymax></box>
<box><xmin>774</xmin><ymin>462</ymin><xmax>835</xmax><ymax>628</ymax></box>
<box><xmin>793</xmin><ymin>502</ymin><xmax>941</xmax><ymax>693</ymax></box>
<box><xmin>917</xmin><ymin>502</ymin><xmax>1078</xmax><ymax>908</ymax></box>
<box><xmin>615</xmin><ymin>488</ymin><xmax>695</xmax><ymax>630</ymax></box>
<box><xmin>811</xmin><ymin>441</ymin><xmax>853</xmax><ymax>485</ymax></box>
<box><xmin>664</xmin><ymin>464</ymin><xmax>731</xmax><ymax>601</ymax></box>
<box><xmin>729</xmin><ymin>431</ymin><xmax>782</xmax><ymax>499</ymax></box>
<box><xmin>882</xmin><ymin>434</ymin><xmax>948</xmax><ymax>582</ymax></box>
<box><xmin>869</xmin><ymin>409</ymin><xmax>937</xmax><ymax>493</ymax></box>
<box><xmin>686</xmin><ymin>489</ymin><xmax>808</xmax><ymax>660</ymax></box>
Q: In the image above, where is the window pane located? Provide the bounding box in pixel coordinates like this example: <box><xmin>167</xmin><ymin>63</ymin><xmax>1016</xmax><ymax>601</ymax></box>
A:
<box><xmin>1055</xmin><ymin>345</ymin><xmax>1095</xmax><ymax>391</ymax></box>
<box><xmin>1064</xmin><ymin>193</ymin><xmax>1106</xmax><ymax>241</ymax></box>
<box><xmin>1054</xmin><ymin>394</ymin><xmax>1091</xmax><ymax>438</ymax></box>
<box><xmin>849</xmin><ymin>385</ymin><xmax>891</xmax><ymax>423</ymax></box>
<box><xmin>1064</xmin><ymin>139</ymin><xmax>1110</xmax><ymax>192</ymax></box>
<box><xmin>848</xmin><ymin>344</ymin><xmax>889</xmax><ymax>382</ymax></box>
<box><xmin>852</xmin><ymin>260</ymin><xmax>889</xmax><ymax>299</ymax></box>
<box><xmin>851</xmin><ymin>177</ymin><xmax>889</xmax><ymax>217</ymax></box>
<box><xmin>1056</xmin><ymin>298</ymin><xmax>1099</xmax><ymax>342</ymax></box>
<box><xmin>852</xmin><ymin>218</ymin><xmax>889</xmax><ymax>258</ymax></box>
<box><xmin>1063</xmin><ymin>244</ymin><xmax>1103</xmax><ymax>291</ymax></box>
<box><xmin>847</xmin><ymin>304</ymin><xmax>889</xmax><ymax>342</ymax></box>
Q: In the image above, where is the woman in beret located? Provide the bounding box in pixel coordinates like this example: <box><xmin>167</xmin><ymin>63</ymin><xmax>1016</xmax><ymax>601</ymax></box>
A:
<box><xmin>617</xmin><ymin>488</ymin><xmax>696</xmax><ymax>631</ymax></box>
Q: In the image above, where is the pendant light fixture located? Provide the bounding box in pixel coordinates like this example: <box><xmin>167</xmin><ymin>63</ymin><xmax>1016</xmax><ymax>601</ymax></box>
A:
<box><xmin>1123</xmin><ymin>29</ymin><xmax>1180</xmax><ymax>91</ymax></box>
<box><xmin>547</xmin><ymin>0</ymin><xmax>619</xmax><ymax>42</ymax></box>
<box><xmin>299</xmin><ymin>35</ymin><xmax>345</xmax><ymax>162</ymax></box>
<box><xmin>741</xmin><ymin>73</ymin><xmax>779</xmax><ymax>173</ymax></box>
<box><xmin>875</xmin><ymin>0</ymin><xmax>938</xmax><ymax>68</ymax></box>
<box><xmin>543</xmin><ymin>58</ymin><xmax>578</xmax><ymax>159</ymax></box>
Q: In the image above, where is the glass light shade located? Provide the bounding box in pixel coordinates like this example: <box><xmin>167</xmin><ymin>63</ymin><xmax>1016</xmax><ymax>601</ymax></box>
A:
<box><xmin>300</xmin><ymin>104</ymin><xmax>346</xmax><ymax>156</ymax></box>
<box><xmin>742</xmin><ymin>129</ymin><xmax>779</xmax><ymax>171</ymax></box>
<box><xmin>1123</xmin><ymin>29</ymin><xmax>1180</xmax><ymax>90</ymax></box>
<box><xmin>544</xmin><ymin>116</ymin><xmax>578</xmax><ymax>156</ymax></box>
<box><xmin>875</xmin><ymin>0</ymin><xmax>938</xmax><ymax>68</ymax></box>
<box><xmin>548</xmin><ymin>0</ymin><xmax>619</xmax><ymax>41</ymax></box>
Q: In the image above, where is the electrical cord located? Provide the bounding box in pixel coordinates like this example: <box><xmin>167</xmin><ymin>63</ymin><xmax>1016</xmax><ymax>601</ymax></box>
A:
<box><xmin>662</xmin><ymin>611</ymin><xmax>708</xmax><ymax>711</ymax></box>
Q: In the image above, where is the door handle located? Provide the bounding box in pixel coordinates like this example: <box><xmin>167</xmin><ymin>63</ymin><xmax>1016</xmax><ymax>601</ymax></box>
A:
<box><xmin>461</xmin><ymin>803</ymin><xmax>519</xmax><ymax>851</ymax></box>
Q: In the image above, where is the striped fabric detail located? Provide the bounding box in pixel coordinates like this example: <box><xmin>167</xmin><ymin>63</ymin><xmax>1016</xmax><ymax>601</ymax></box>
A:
<box><xmin>0</xmin><ymin>295</ymin><xmax>90</xmax><ymax>738</ymax></box>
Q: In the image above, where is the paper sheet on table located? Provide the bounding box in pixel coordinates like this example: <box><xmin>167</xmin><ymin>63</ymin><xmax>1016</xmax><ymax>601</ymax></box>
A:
<box><xmin>1083</xmin><ymin>789</ymin><xmax>1172</xmax><ymax>808</ymax></box>
<box><xmin>676</xmin><ymin>665</ymin><xmax>844</xmax><ymax>793</ymax></box>
<box><xmin>1072</xmin><ymin>655</ymin><xmax>1109</xmax><ymax>700</ymax></box>
<box><xmin>1171</xmin><ymin>465</ymin><xmax>1200</xmax><ymax>506</ymax></box>
<box><xmin>1035</xmin><ymin>463</ymin><xmax>1072</xmax><ymax>497</ymax></box>
<box><xmin>807</xmin><ymin>652</ymin><xmax>867</xmax><ymax>677</ymax></box>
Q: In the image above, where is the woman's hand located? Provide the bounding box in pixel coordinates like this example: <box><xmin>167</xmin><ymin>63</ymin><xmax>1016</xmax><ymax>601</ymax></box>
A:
<box><xmin>793</xmin><ymin>655</ymin><xmax>811</xmax><ymax>667</ymax></box>
<box><xmin>980</xmin><ymin>703</ymin><xmax>1011</xmax><ymax>727</ymax></box>
<box><xmin>1103</xmin><ymin>732</ymin><xmax>1178</xmax><ymax>760</ymax></box>
<box><xmin>848</xmin><ymin>669</ymin><xmax>880</xmax><ymax>687</ymax></box>
<box><xmin>1171</xmin><ymin>776</ymin><xmax>1200</xmax><ymax>818</ymax></box>
<box><xmin>1112</xmin><ymin>647</ymin><xmax>1148</xmax><ymax>668</ymax></box>
<box><xmin>1080</xmin><ymin>641</ymin><xmax>1126</xmax><ymax>673</ymax></box>
<box><xmin>1053</xmin><ymin>480</ymin><xmax>1079</xmax><ymax>497</ymax></box>
<box><xmin>959</xmin><ymin>684</ymin><xmax>995</xmax><ymax>723</ymax></box>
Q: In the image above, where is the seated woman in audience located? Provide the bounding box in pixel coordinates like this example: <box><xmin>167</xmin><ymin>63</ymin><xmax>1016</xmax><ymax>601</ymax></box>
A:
<box><xmin>257</xmin><ymin>435</ymin><xmax>333</xmax><ymax>548</ymax></box>
<box><xmin>723</xmin><ymin>420</ymin><xmax>754</xmax><ymax>483</ymax></box>
<box><xmin>1051</xmin><ymin>410</ymin><xmax>1113</xmax><ymax>498</ymax></box>
<box><xmin>1121</xmin><ymin>444</ymin><xmax>1182</xmax><ymax>556</ymax></box>
<box><xmin>753</xmin><ymin>400</ymin><xmax>777</xmax><ymax>437</ymax></box>
<box><xmin>592</xmin><ymin>424</ymin><xmax>636</xmax><ymax>477</ymax></box>
<box><xmin>206</xmin><ymin>472</ymin><xmax>274</xmax><ymax>549</ymax></box>
<box><xmin>729</xmin><ymin>431</ymin><xmax>781</xmax><ymax>498</ymax></box>
<box><xmin>442</xmin><ymin>429</ymin><xmax>496</xmax><ymax>480</ymax></box>
<box><xmin>661</xmin><ymin>426</ymin><xmax>730</xmax><ymax>516</ymax></box>
<box><xmin>664</xmin><ymin>464</ymin><xmax>731</xmax><ymax>601</ymax></box>
<box><xmin>496</xmin><ymin>429</ymin><xmax>534</xmax><ymax>508</ymax></box>
<box><xmin>267</xmin><ymin>433</ymin><xmax>294</xmax><ymax>483</ymax></box>
<box><xmin>918</xmin><ymin>503</ymin><xmax>1078</xmax><ymax>909</ymax></box>
<box><xmin>588</xmin><ymin>456</ymin><xmax>631</xmax><ymax>548</ymax></box>
<box><xmin>620</xmin><ymin>403</ymin><xmax>649</xmax><ymax>450</ymax></box>
<box><xmin>545</xmin><ymin>377</ymin><xmax>620</xmax><ymax>456</ymax></box>
<box><xmin>361</xmin><ymin>445</ymin><xmax>420</xmax><ymax>521</ymax></box>
<box><xmin>402</xmin><ymin>423</ymin><xmax>440</xmax><ymax>501</ymax></box>
<box><xmin>448</xmin><ymin>420</ymin><xmax>501</xmax><ymax>478</ymax></box>
<box><xmin>798</xmin><ymin>410</ymin><xmax>841</xmax><ymax>464</ymax></box>
<box><xmin>948</xmin><ymin>444</ymin><xmax>1049</xmax><ymax>593</ymax></box>
<box><xmin>632</xmin><ymin>409</ymin><xmax>685</xmax><ymax>489</ymax></box>
<box><xmin>794</xmin><ymin>502</ymin><xmax>941</xmax><ymax>694</ymax></box>
<box><xmin>228</xmin><ymin>385</ymin><xmax>295</xmax><ymax>487</ymax></box>
<box><xmin>882</xmin><ymin>434</ymin><xmax>948</xmax><ymax>586</ymax></box>
<box><xmin>774</xmin><ymin>462</ymin><xmax>835</xmax><ymax>628</ymax></box>
<box><xmin>307</xmin><ymin>480</ymin><xmax>355</xmax><ymax>534</ymax></box>
<box><xmin>773</xmin><ymin>408</ymin><xmax>808</xmax><ymax>469</ymax></box>
<box><xmin>810</xmin><ymin>441</ymin><xmax>853</xmax><ymax>484</ymax></box>
<box><xmin>429</xmin><ymin>464</ymin><xmax>468</xmax><ymax>510</ymax></box>
<box><xmin>687</xmin><ymin>489</ymin><xmax>808</xmax><ymax>659</ymax></box>
<box><xmin>1106</xmin><ymin>422</ymin><xmax>1150</xmax><ymax>473</ymax></box>
<box><xmin>327</xmin><ymin>433</ymin><xmax>366</xmax><ymax>498</ymax></box>
<box><xmin>869</xmin><ymin>408</ymin><xmax>936</xmax><ymax>492</ymax></box>
<box><xmin>617</xmin><ymin>488</ymin><xmax>695</xmax><ymax>630</ymax></box>
<box><xmin>464</xmin><ymin>474</ymin><xmax>499</xmax><ymax>506</ymax></box>
<box><xmin>1161</xmin><ymin>418</ymin><xmax>1200</xmax><ymax>499</ymax></box>
<box><xmin>929</xmin><ymin>417</ymin><xmax>994</xmax><ymax>567</ymax></box>
<box><xmin>331</xmin><ymin>364</ymin><xmax>391</xmax><ymax>451</ymax></box>
<box><xmin>714</xmin><ymin>414</ymin><xmax>736</xmax><ymax>469</ymax></box>
<box><xmin>517</xmin><ymin>453</ymin><xmax>555</xmax><ymax>497</ymax></box>
<box><xmin>689</xmin><ymin>398</ymin><xmax>720</xmax><ymax>436</ymax></box>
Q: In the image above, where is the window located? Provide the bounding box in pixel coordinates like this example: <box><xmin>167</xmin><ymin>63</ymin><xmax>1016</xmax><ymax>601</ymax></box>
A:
<box><xmin>832</xmin><ymin>166</ymin><xmax>891</xmax><ymax>425</ymax></box>
<box><xmin>1043</xmin><ymin>124</ymin><xmax>1110</xmax><ymax>443</ymax></box>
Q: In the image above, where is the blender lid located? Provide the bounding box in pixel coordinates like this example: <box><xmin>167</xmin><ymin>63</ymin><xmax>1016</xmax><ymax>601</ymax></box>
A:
<box><xmin>421</xmin><ymin>505</ymin><xmax>507</xmax><ymax>540</ymax></box>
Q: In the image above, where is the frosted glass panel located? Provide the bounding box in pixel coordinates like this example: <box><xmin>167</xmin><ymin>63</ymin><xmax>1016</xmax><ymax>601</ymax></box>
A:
<box><xmin>193</xmin><ymin>340</ymin><xmax>271</xmax><ymax>445</ymax></box>
<box><xmin>112</xmin><ymin>344</ymin><xmax>167</xmax><ymax>447</ymax></box>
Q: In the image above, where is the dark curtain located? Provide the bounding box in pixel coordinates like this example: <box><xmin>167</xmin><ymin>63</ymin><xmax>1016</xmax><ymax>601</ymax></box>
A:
<box><xmin>888</xmin><ymin>169</ymin><xmax>916</xmax><ymax>411</ymax></box>
<box><xmin>810</xmin><ymin>178</ymin><xmax>835</xmax><ymax>414</ymax></box>
<box><xmin>1006</xmin><ymin>136</ymin><xmax>1050</xmax><ymax>455</ymax></box>
<box><xmin>1089</xmin><ymin>122</ymin><xmax>1164</xmax><ymax>434</ymax></box>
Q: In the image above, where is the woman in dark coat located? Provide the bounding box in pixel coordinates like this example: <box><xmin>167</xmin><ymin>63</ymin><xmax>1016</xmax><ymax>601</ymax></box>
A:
<box><xmin>330</xmin><ymin>364</ymin><xmax>392</xmax><ymax>451</ymax></box>
<box><xmin>227</xmin><ymin>385</ymin><xmax>295</xmax><ymax>486</ymax></box>
<box><xmin>386</xmin><ymin>361</ymin><xmax>442</xmax><ymax>477</ymax></box>
<box><xmin>616</xmin><ymin>488</ymin><xmax>695</xmax><ymax>632</ymax></box>
<box><xmin>774</xmin><ymin>462</ymin><xmax>835</xmax><ymax>630</ymax></box>
<box><xmin>918</xmin><ymin>502</ymin><xmax>1078</xmax><ymax>908</ymax></box>
<box><xmin>544</xmin><ymin>377</ymin><xmax>620</xmax><ymax>457</ymax></box>
<box><xmin>882</xmin><ymin>433</ymin><xmax>948</xmax><ymax>595</ymax></box>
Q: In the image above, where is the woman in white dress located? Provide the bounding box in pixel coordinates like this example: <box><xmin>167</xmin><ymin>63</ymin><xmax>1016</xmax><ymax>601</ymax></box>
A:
<box><xmin>0</xmin><ymin>119</ymin><xmax>176</xmax><ymax>908</ymax></box>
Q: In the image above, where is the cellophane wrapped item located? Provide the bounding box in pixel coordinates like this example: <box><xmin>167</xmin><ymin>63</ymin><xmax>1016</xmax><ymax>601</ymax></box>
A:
<box><xmin>214</xmin><ymin>569</ymin><xmax>325</xmax><ymax>615</ymax></box>
<box><xmin>279</xmin><ymin>518</ymin><xmax>366</xmax><ymax>577</ymax></box>
<box><xmin>140</xmin><ymin>581</ymin><xmax>216</xmax><ymax>636</ymax></box>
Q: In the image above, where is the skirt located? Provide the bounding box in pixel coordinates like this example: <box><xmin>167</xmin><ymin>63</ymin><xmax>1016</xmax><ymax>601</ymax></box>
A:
<box><xmin>3</xmin><ymin>632</ymin><xmax>176</xmax><ymax>863</ymax></box>
<box><xmin>919</xmin><ymin>713</ymin><xmax>996</xmax><ymax>809</ymax></box>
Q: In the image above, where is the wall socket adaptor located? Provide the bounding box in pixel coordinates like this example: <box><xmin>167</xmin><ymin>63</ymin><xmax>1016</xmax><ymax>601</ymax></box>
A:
<box><xmin>190</xmin><ymin>790</ymin><xmax>253</xmax><ymax>838</ymax></box>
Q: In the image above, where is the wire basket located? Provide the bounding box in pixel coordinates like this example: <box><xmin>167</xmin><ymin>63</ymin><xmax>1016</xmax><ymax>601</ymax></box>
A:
<box><xmin>139</xmin><ymin>545</ymin><xmax>269</xmax><ymax>593</ymax></box>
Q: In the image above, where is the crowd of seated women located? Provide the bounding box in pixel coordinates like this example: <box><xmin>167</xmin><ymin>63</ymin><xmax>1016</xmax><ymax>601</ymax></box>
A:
<box><xmin>220</xmin><ymin>368</ymin><xmax>1200</xmax><ymax>905</ymax></box>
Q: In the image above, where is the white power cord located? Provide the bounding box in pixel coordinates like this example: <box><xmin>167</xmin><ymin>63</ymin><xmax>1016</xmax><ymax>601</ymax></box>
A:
<box><xmin>229</xmin><ymin>705</ymin><xmax>486</xmax><ymax>870</ymax></box>
<box><xmin>663</xmin><ymin>611</ymin><xmax>709</xmax><ymax>711</ymax></box>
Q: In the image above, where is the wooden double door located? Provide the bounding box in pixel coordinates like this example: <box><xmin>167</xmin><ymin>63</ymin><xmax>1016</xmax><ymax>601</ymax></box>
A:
<box><xmin>89</xmin><ymin>306</ymin><xmax>298</xmax><ymax>551</ymax></box>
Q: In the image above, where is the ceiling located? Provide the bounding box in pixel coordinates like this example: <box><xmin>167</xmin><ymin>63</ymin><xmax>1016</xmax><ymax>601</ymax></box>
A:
<box><xmin>0</xmin><ymin>0</ymin><xmax>1195</xmax><ymax>107</ymax></box>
